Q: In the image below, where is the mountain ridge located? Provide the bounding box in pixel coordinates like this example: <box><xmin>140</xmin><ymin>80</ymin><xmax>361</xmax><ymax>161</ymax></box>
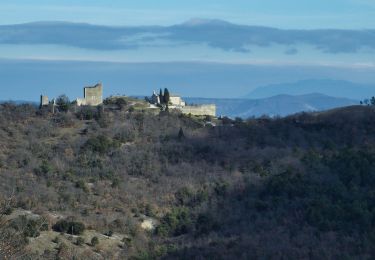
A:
<box><xmin>246</xmin><ymin>79</ymin><xmax>375</xmax><ymax>100</ymax></box>
<box><xmin>186</xmin><ymin>92</ymin><xmax>357</xmax><ymax>118</ymax></box>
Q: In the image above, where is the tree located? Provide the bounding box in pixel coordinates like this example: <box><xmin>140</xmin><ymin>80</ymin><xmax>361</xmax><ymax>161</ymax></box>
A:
<box><xmin>76</xmin><ymin>237</ymin><xmax>85</xmax><ymax>246</ymax></box>
<box><xmin>53</xmin><ymin>219</ymin><xmax>85</xmax><ymax>235</ymax></box>
<box><xmin>56</xmin><ymin>95</ymin><xmax>71</xmax><ymax>112</ymax></box>
<box><xmin>178</xmin><ymin>127</ymin><xmax>185</xmax><ymax>140</ymax></box>
<box><xmin>164</xmin><ymin>88</ymin><xmax>170</xmax><ymax>104</ymax></box>
<box><xmin>159</xmin><ymin>89</ymin><xmax>164</xmax><ymax>104</ymax></box>
<box><xmin>371</xmin><ymin>96</ymin><xmax>375</xmax><ymax>106</ymax></box>
<box><xmin>91</xmin><ymin>236</ymin><xmax>99</xmax><ymax>247</ymax></box>
<box><xmin>116</xmin><ymin>98</ymin><xmax>128</xmax><ymax>110</ymax></box>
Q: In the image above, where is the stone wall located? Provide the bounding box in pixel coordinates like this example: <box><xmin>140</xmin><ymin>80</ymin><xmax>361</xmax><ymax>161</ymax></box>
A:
<box><xmin>76</xmin><ymin>83</ymin><xmax>103</xmax><ymax>106</ymax></box>
<box><xmin>40</xmin><ymin>95</ymin><xmax>49</xmax><ymax>106</ymax></box>
<box><xmin>84</xmin><ymin>83</ymin><xmax>103</xmax><ymax>106</ymax></box>
<box><xmin>180</xmin><ymin>104</ymin><xmax>216</xmax><ymax>117</ymax></box>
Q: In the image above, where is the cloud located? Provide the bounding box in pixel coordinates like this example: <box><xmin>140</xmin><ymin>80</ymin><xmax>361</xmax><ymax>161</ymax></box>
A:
<box><xmin>0</xmin><ymin>20</ymin><xmax>374</xmax><ymax>54</ymax></box>
<box><xmin>285</xmin><ymin>48</ymin><xmax>298</xmax><ymax>55</ymax></box>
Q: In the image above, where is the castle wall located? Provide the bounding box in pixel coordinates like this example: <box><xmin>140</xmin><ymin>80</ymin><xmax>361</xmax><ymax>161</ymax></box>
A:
<box><xmin>76</xmin><ymin>83</ymin><xmax>103</xmax><ymax>106</ymax></box>
<box><xmin>84</xmin><ymin>83</ymin><xmax>103</xmax><ymax>106</ymax></box>
<box><xmin>181</xmin><ymin>104</ymin><xmax>216</xmax><ymax>117</ymax></box>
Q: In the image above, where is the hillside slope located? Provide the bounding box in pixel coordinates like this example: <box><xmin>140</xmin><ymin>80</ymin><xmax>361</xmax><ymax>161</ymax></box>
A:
<box><xmin>0</xmin><ymin>101</ymin><xmax>375</xmax><ymax>259</ymax></box>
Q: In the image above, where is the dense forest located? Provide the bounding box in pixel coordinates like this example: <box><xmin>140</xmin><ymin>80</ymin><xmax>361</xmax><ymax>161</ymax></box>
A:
<box><xmin>0</xmin><ymin>98</ymin><xmax>375</xmax><ymax>259</ymax></box>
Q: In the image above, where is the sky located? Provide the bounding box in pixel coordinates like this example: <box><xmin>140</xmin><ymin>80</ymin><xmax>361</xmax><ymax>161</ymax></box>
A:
<box><xmin>0</xmin><ymin>0</ymin><xmax>374</xmax><ymax>100</ymax></box>
<box><xmin>1</xmin><ymin>0</ymin><xmax>375</xmax><ymax>29</ymax></box>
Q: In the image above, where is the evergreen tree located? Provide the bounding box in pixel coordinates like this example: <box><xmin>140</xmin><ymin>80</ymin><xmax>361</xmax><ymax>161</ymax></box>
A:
<box><xmin>56</xmin><ymin>94</ymin><xmax>71</xmax><ymax>112</ymax></box>
<box><xmin>159</xmin><ymin>89</ymin><xmax>164</xmax><ymax>103</ymax></box>
<box><xmin>178</xmin><ymin>127</ymin><xmax>185</xmax><ymax>140</ymax></box>
<box><xmin>164</xmin><ymin>88</ymin><xmax>170</xmax><ymax>104</ymax></box>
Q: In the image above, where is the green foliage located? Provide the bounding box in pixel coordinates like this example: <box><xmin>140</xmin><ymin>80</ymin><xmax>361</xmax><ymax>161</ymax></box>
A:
<box><xmin>76</xmin><ymin>237</ymin><xmax>85</xmax><ymax>246</ymax></box>
<box><xmin>164</xmin><ymin>88</ymin><xmax>170</xmax><ymax>104</ymax></box>
<box><xmin>195</xmin><ymin>213</ymin><xmax>219</xmax><ymax>235</ymax></box>
<box><xmin>10</xmin><ymin>215</ymin><xmax>48</xmax><ymax>238</ymax></box>
<box><xmin>91</xmin><ymin>236</ymin><xmax>99</xmax><ymax>246</ymax></box>
<box><xmin>75</xmin><ymin>180</ymin><xmax>89</xmax><ymax>193</ymax></box>
<box><xmin>53</xmin><ymin>219</ymin><xmax>85</xmax><ymax>235</ymax></box>
<box><xmin>175</xmin><ymin>187</ymin><xmax>208</xmax><ymax>207</ymax></box>
<box><xmin>34</xmin><ymin>160</ymin><xmax>53</xmax><ymax>176</ymax></box>
<box><xmin>83</xmin><ymin>135</ymin><xmax>120</xmax><ymax>154</ymax></box>
<box><xmin>56</xmin><ymin>95</ymin><xmax>71</xmax><ymax>112</ymax></box>
<box><xmin>156</xmin><ymin>207</ymin><xmax>193</xmax><ymax>237</ymax></box>
<box><xmin>116</xmin><ymin>98</ymin><xmax>128</xmax><ymax>110</ymax></box>
<box><xmin>104</xmin><ymin>230</ymin><xmax>114</xmax><ymax>237</ymax></box>
<box><xmin>76</xmin><ymin>106</ymin><xmax>97</xmax><ymax>120</ymax></box>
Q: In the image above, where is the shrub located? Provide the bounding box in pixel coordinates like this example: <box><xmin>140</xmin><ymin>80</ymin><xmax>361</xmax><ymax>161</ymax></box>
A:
<box><xmin>53</xmin><ymin>219</ymin><xmax>85</xmax><ymax>235</ymax></box>
<box><xmin>156</xmin><ymin>207</ymin><xmax>193</xmax><ymax>237</ymax></box>
<box><xmin>10</xmin><ymin>215</ymin><xmax>47</xmax><ymax>238</ymax></box>
<box><xmin>76</xmin><ymin>237</ymin><xmax>85</xmax><ymax>246</ymax></box>
<box><xmin>104</xmin><ymin>230</ymin><xmax>113</xmax><ymax>237</ymax></box>
<box><xmin>83</xmin><ymin>135</ymin><xmax>120</xmax><ymax>154</ymax></box>
<box><xmin>91</xmin><ymin>236</ymin><xmax>99</xmax><ymax>247</ymax></box>
<box><xmin>76</xmin><ymin>106</ymin><xmax>97</xmax><ymax>120</ymax></box>
<box><xmin>75</xmin><ymin>180</ymin><xmax>89</xmax><ymax>193</ymax></box>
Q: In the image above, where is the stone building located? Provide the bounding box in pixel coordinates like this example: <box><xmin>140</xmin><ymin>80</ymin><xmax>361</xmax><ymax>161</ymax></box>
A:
<box><xmin>151</xmin><ymin>90</ymin><xmax>186</xmax><ymax>107</ymax></box>
<box><xmin>169</xmin><ymin>94</ymin><xmax>186</xmax><ymax>107</ymax></box>
<box><xmin>40</xmin><ymin>95</ymin><xmax>49</xmax><ymax>107</ymax></box>
<box><xmin>76</xmin><ymin>83</ymin><xmax>103</xmax><ymax>106</ymax></box>
<box><xmin>149</xmin><ymin>90</ymin><xmax>216</xmax><ymax>117</ymax></box>
<box><xmin>181</xmin><ymin>104</ymin><xmax>216</xmax><ymax>117</ymax></box>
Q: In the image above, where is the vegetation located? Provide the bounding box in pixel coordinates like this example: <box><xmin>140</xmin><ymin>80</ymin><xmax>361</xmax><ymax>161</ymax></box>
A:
<box><xmin>52</xmin><ymin>219</ymin><xmax>85</xmax><ymax>235</ymax></box>
<box><xmin>0</xmin><ymin>101</ymin><xmax>375</xmax><ymax>258</ymax></box>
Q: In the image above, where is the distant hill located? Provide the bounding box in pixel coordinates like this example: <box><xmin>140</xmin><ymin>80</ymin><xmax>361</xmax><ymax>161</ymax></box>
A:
<box><xmin>186</xmin><ymin>93</ymin><xmax>357</xmax><ymax>118</ymax></box>
<box><xmin>245</xmin><ymin>79</ymin><xmax>375</xmax><ymax>100</ymax></box>
<box><xmin>0</xmin><ymin>100</ymin><xmax>38</xmax><ymax>105</ymax></box>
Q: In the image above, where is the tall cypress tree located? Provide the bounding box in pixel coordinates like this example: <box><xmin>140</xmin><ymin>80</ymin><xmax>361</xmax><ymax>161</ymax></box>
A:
<box><xmin>159</xmin><ymin>89</ymin><xmax>164</xmax><ymax>104</ymax></box>
<box><xmin>164</xmin><ymin>88</ymin><xmax>170</xmax><ymax>104</ymax></box>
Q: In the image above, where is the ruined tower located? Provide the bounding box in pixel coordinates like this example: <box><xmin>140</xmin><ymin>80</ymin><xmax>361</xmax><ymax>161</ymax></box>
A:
<box><xmin>76</xmin><ymin>83</ymin><xmax>103</xmax><ymax>106</ymax></box>
<box><xmin>40</xmin><ymin>95</ymin><xmax>49</xmax><ymax>107</ymax></box>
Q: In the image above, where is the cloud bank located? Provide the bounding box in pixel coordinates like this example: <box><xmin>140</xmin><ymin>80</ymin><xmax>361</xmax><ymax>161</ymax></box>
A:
<box><xmin>0</xmin><ymin>20</ymin><xmax>374</xmax><ymax>54</ymax></box>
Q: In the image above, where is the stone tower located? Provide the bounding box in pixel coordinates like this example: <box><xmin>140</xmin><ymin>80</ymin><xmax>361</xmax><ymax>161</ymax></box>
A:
<box><xmin>40</xmin><ymin>95</ymin><xmax>49</xmax><ymax>107</ymax></box>
<box><xmin>76</xmin><ymin>83</ymin><xmax>103</xmax><ymax>106</ymax></box>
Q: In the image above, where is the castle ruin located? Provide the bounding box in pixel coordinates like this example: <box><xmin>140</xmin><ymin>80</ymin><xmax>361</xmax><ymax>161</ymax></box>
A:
<box><xmin>40</xmin><ymin>84</ymin><xmax>216</xmax><ymax>117</ymax></box>
<box><xmin>40</xmin><ymin>95</ymin><xmax>49</xmax><ymax>107</ymax></box>
<box><xmin>76</xmin><ymin>83</ymin><xmax>103</xmax><ymax>106</ymax></box>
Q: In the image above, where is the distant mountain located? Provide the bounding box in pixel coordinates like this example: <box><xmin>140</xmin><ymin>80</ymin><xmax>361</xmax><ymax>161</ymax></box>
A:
<box><xmin>186</xmin><ymin>93</ymin><xmax>357</xmax><ymax>118</ymax></box>
<box><xmin>246</xmin><ymin>79</ymin><xmax>375</xmax><ymax>100</ymax></box>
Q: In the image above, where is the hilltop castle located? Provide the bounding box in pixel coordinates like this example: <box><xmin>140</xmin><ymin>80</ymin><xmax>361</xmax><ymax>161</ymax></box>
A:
<box><xmin>40</xmin><ymin>83</ymin><xmax>103</xmax><ymax>108</ymax></box>
<box><xmin>40</xmin><ymin>83</ymin><xmax>216</xmax><ymax>117</ymax></box>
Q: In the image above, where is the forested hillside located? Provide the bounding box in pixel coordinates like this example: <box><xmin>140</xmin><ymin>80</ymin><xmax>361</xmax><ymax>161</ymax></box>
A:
<box><xmin>0</xmin><ymin>99</ymin><xmax>375</xmax><ymax>259</ymax></box>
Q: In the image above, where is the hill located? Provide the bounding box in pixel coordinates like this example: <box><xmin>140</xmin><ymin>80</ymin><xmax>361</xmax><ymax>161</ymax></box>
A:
<box><xmin>1</xmin><ymin>100</ymin><xmax>375</xmax><ymax>259</ymax></box>
<box><xmin>246</xmin><ymin>79</ymin><xmax>375</xmax><ymax>100</ymax></box>
<box><xmin>186</xmin><ymin>93</ymin><xmax>357</xmax><ymax>118</ymax></box>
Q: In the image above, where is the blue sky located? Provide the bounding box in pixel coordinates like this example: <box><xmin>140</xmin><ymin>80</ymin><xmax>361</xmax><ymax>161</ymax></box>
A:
<box><xmin>1</xmin><ymin>0</ymin><xmax>375</xmax><ymax>28</ymax></box>
<box><xmin>0</xmin><ymin>0</ymin><xmax>374</xmax><ymax>100</ymax></box>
